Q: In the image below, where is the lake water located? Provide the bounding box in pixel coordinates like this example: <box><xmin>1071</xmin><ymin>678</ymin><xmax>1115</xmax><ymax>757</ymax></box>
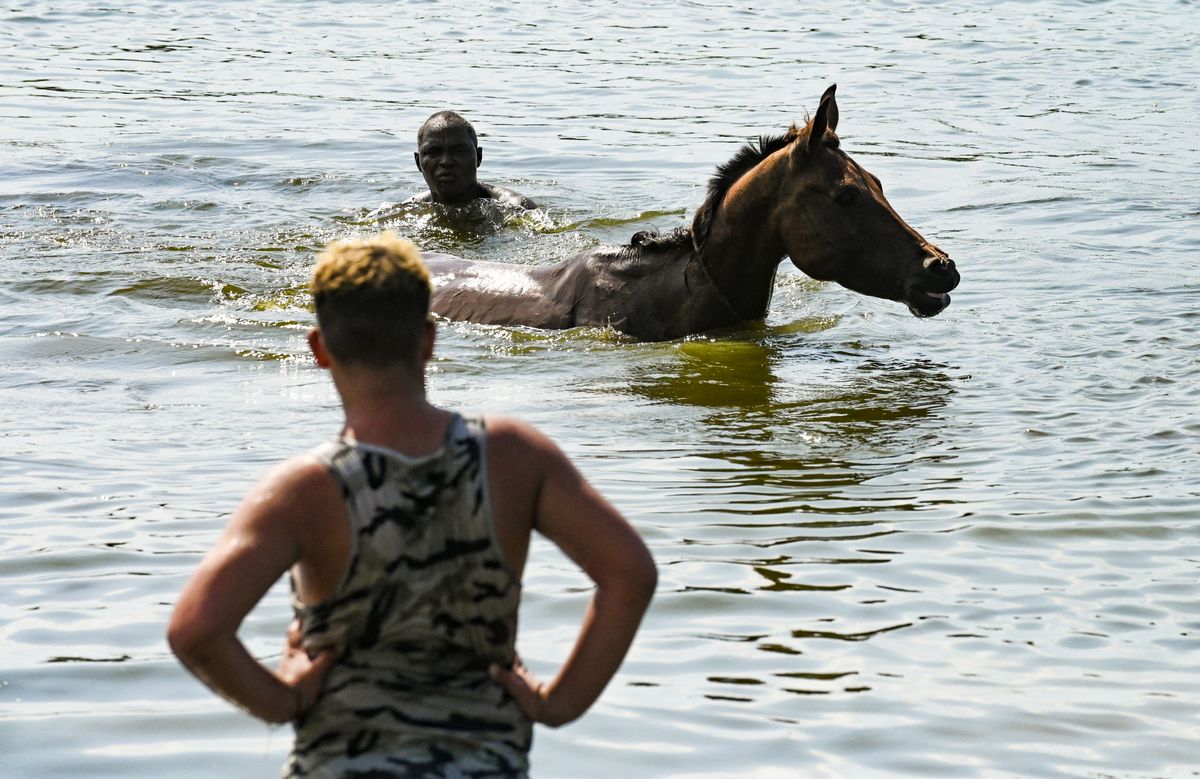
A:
<box><xmin>2</xmin><ymin>1</ymin><xmax>1199</xmax><ymax>777</ymax></box>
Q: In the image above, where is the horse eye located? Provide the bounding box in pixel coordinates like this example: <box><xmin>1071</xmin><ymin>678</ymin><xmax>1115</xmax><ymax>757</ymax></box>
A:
<box><xmin>834</xmin><ymin>188</ymin><xmax>858</xmax><ymax>206</ymax></box>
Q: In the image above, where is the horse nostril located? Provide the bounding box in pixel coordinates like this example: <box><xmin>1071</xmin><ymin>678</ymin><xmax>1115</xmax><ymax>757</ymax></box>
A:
<box><xmin>923</xmin><ymin>255</ymin><xmax>955</xmax><ymax>276</ymax></box>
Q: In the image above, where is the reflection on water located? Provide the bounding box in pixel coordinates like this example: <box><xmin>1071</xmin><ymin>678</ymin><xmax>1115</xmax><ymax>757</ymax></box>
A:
<box><xmin>587</xmin><ymin>334</ymin><xmax>973</xmax><ymax>739</ymax></box>
<box><xmin>618</xmin><ymin>328</ymin><xmax>958</xmax><ymax>460</ymax></box>
<box><xmin>625</xmin><ymin>336</ymin><xmax>782</xmax><ymax>408</ymax></box>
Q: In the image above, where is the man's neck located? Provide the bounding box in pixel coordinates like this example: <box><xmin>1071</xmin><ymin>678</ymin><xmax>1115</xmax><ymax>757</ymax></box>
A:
<box><xmin>332</xmin><ymin>367</ymin><xmax>453</xmax><ymax>457</ymax></box>
<box><xmin>436</xmin><ymin>182</ymin><xmax>488</xmax><ymax>205</ymax></box>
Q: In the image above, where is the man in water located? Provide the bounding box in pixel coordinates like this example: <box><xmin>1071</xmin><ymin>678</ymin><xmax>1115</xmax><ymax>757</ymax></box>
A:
<box><xmin>168</xmin><ymin>231</ymin><xmax>654</xmax><ymax>777</ymax></box>
<box><xmin>412</xmin><ymin>111</ymin><xmax>537</xmax><ymax>209</ymax></box>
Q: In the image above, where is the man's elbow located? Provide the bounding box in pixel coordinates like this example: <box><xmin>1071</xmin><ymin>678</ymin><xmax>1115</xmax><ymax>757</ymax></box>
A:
<box><xmin>166</xmin><ymin>617</ymin><xmax>196</xmax><ymax>663</ymax></box>
<box><xmin>625</xmin><ymin>546</ymin><xmax>658</xmax><ymax>607</ymax></box>
<box><xmin>639</xmin><ymin>556</ymin><xmax>659</xmax><ymax>603</ymax></box>
<box><xmin>166</xmin><ymin>609</ymin><xmax>220</xmax><ymax>666</ymax></box>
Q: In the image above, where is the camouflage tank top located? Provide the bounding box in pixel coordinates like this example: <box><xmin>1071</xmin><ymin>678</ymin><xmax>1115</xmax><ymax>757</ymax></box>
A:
<box><xmin>281</xmin><ymin>414</ymin><xmax>531</xmax><ymax>779</ymax></box>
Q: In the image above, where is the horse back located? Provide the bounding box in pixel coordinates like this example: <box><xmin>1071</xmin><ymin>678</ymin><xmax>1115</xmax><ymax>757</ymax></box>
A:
<box><xmin>422</xmin><ymin>252</ymin><xmax>576</xmax><ymax>329</ymax></box>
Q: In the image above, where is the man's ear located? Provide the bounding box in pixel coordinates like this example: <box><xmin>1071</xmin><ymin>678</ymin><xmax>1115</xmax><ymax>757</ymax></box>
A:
<box><xmin>308</xmin><ymin>327</ymin><xmax>332</xmax><ymax>368</ymax></box>
<box><xmin>419</xmin><ymin>319</ymin><xmax>436</xmax><ymax>364</ymax></box>
<box><xmin>475</xmin><ymin>146</ymin><xmax>483</xmax><ymax>168</ymax></box>
<box><xmin>414</xmin><ymin>151</ymin><xmax>421</xmax><ymax>171</ymax></box>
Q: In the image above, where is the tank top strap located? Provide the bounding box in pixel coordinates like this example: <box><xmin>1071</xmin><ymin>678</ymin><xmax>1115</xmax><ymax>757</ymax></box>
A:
<box><xmin>460</xmin><ymin>413</ymin><xmax>485</xmax><ymax>439</ymax></box>
<box><xmin>309</xmin><ymin>438</ymin><xmax>365</xmax><ymax>496</ymax></box>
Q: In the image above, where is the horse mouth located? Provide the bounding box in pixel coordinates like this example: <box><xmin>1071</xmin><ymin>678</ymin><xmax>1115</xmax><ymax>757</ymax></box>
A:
<box><xmin>906</xmin><ymin>290</ymin><xmax>952</xmax><ymax>318</ymax></box>
<box><xmin>904</xmin><ymin>255</ymin><xmax>959</xmax><ymax>317</ymax></box>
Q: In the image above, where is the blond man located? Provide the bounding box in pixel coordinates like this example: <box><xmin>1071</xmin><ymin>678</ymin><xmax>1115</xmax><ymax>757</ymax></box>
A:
<box><xmin>169</xmin><ymin>232</ymin><xmax>655</xmax><ymax>777</ymax></box>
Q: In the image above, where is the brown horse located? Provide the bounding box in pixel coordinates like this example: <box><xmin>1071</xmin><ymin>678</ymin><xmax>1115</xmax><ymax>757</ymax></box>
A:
<box><xmin>425</xmin><ymin>85</ymin><xmax>959</xmax><ymax>342</ymax></box>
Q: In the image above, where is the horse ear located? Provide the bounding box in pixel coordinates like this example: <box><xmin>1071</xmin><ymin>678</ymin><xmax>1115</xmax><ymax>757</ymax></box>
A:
<box><xmin>805</xmin><ymin>84</ymin><xmax>838</xmax><ymax>155</ymax></box>
<box><xmin>823</xmin><ymin>84</ymin><xmax>839</xmax><ymax>133</ymax></box>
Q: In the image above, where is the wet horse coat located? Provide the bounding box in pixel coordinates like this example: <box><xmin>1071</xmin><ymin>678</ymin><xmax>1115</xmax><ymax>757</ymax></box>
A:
<box><xmin>426</xmin><ymin>86</ymin><xmax>960</xmax><ymax>342</ymax></box>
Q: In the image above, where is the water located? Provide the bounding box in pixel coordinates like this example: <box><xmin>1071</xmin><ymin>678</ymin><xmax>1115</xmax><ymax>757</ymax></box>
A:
<box><xmin>2</xmin><ymin>1</ymin><xmax>1199</xmax><ymax>777</ymax></box>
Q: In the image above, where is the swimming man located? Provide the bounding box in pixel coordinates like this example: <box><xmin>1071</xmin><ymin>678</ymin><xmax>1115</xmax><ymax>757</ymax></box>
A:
<box><xmin>412</xmin><ymin>111</ymin><xmax>537</xmax><ymax>209</ymax></box>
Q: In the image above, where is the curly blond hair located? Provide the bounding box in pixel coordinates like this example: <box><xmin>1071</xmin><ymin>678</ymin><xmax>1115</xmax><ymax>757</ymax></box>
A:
<box><xmin>311</xmin><ymin>231</ymin><xmax>432</xmax><ymax>367</ymax></box>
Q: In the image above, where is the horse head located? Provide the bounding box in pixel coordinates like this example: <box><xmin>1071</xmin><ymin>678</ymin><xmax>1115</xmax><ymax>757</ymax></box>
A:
<box><xmin>772</xmin><ymin>85</ymin><xmax>959</xmax><ymax>317</ymax></box>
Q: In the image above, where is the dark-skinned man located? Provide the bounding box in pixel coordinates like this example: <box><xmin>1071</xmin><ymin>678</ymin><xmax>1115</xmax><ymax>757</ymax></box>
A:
<box><xmin>412</xmin><ymin>111</ymin><xmax>536</xmax><ymax>209</ymax></box>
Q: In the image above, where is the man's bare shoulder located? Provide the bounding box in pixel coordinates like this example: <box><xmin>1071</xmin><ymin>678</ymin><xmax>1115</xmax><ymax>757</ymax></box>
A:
<box><xmin>256</xmin><ymin>453</ymin><xmax>333</xmax><ymax>489</ymax></box>
<box><xmin>481</xmin><ymin>183</ymin><xmax>537</xmax><ymax>210</ymax></box>
<box><xmin>483</xmin><ymin>415</ymin><xmax>578</xmax><ymax>485</ymax></box>
<box><xmin>239</xmin><ymin>453</ymin><xmax>341</xmax><ymax>529</ymax></box>
<box><xmin>483</xmin><ymin>414</ymin><xmax>558</xmax><ymax>458</ymax></box>
<box><xmin>409</xmin><ymin>185</ymin><xmax>534</xmax><ymax>209</ymax></box>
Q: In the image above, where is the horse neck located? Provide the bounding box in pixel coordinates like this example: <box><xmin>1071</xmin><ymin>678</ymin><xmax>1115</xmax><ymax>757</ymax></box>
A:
<box><xmin>695</xmin><ymin>156</ymin><xmax>789</xmax><ymax>321</ymax></box>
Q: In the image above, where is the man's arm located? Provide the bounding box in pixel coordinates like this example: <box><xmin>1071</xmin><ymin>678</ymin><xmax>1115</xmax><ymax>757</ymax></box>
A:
<box><xmin>488</xmin><ymin>419</ymin><xmax>655</xmax><ymax>727</ymax></box>
<box><xmin>167</xmin><ymin>457</ymin><xmax>340</xmax><ymax>723</ymax></box>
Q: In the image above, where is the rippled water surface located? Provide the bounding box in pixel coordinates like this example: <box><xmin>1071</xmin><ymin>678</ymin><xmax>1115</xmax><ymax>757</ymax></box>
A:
<box><xmin>2</xmin><ymin>2</ymin><xmax>1199</xmax><ymax>777</ymax></box>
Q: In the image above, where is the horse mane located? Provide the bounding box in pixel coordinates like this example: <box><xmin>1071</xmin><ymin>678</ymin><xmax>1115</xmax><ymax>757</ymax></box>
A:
<box><xmin>621</xmin><ymin>127</ymin><xmax>801</xmax><ymax>255</ymax></box>
<box><xmin>626</xmin><ymin>226</ymin><xmax>692</xmax><ymax>251</ymax></box>
<box><xmin>690</xmin><ymin>129</ymin><xmax>799</xmax><ymax>250</ymax></box>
